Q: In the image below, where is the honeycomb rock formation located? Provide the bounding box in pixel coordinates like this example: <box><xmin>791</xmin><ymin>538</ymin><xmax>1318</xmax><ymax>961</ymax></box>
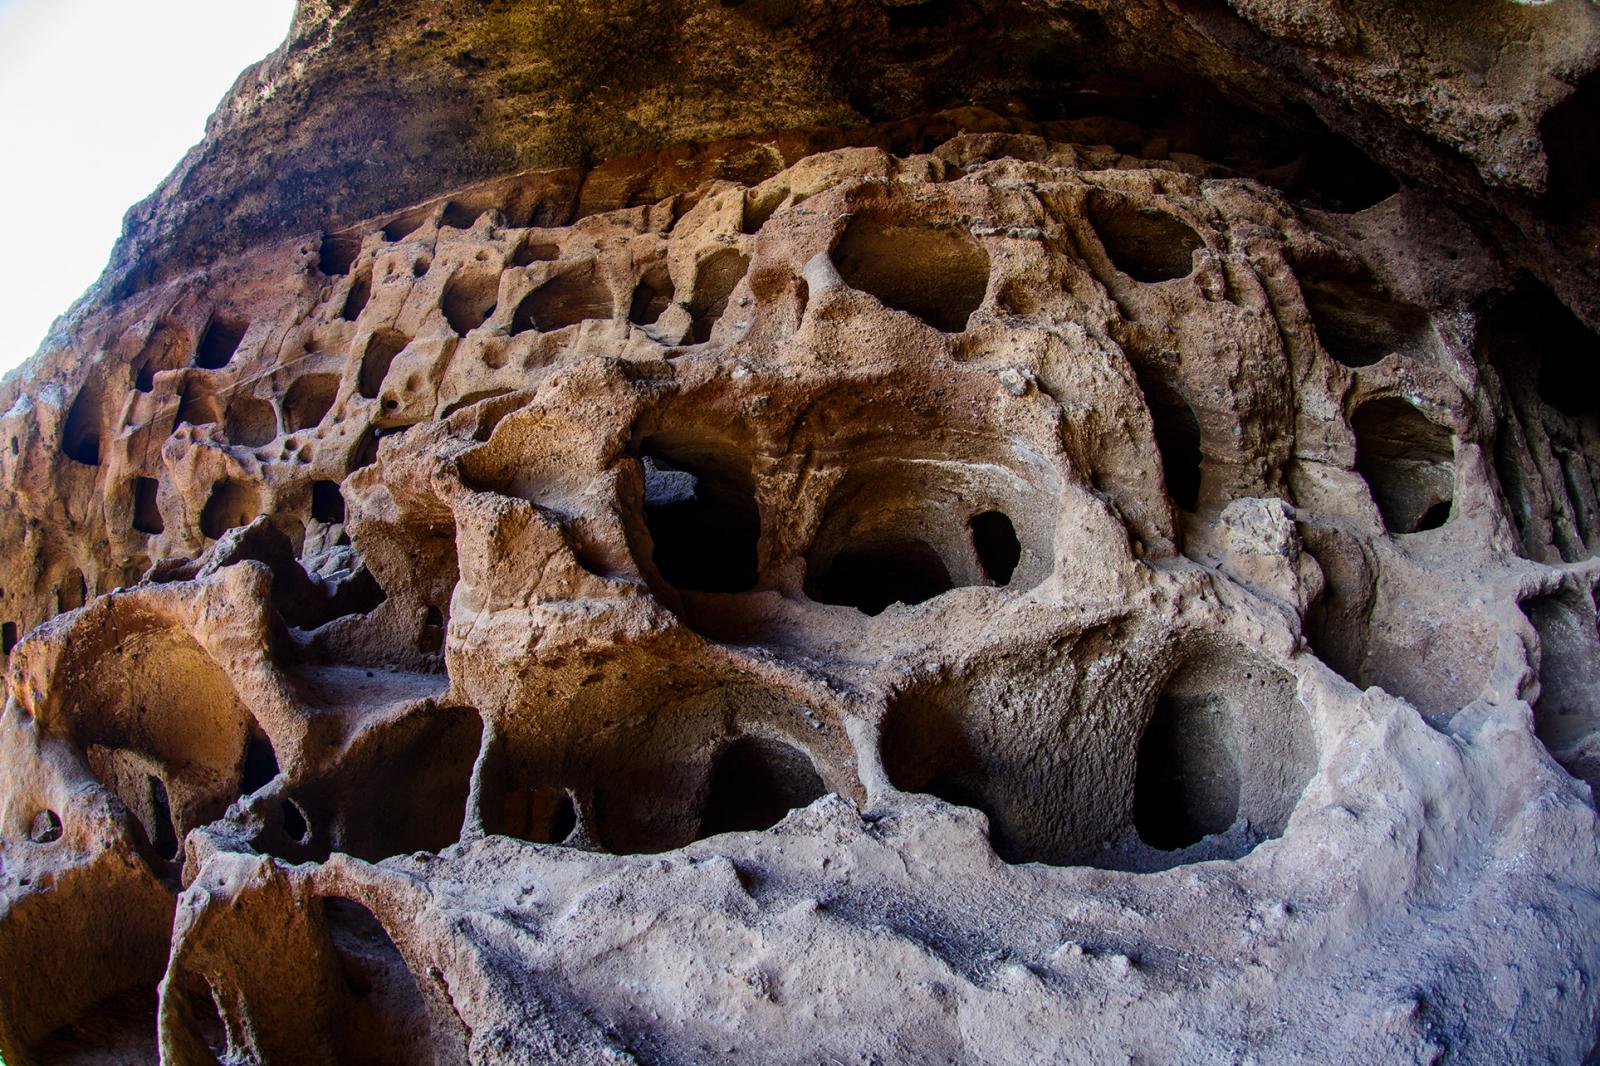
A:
<box><xmin>3</xmin><ymin>3</ymin><xmax>1600</xmax><ymax>1064</ymax></box>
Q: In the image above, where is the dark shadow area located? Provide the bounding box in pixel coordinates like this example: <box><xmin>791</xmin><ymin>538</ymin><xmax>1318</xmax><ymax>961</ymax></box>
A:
<box><xmin>698</xmin><ymin>735</ymin><xmax>826</xmax><ymax>837</ymax></box>
<box><xmin>640</xmin><ymin>435</ymin><xmax>761</xmax><ymax>593</ymax></box>
<box><xmin>969</xmin><ymin>510</ymin><xmax>1020</xmax><ymax>585</ymax></box>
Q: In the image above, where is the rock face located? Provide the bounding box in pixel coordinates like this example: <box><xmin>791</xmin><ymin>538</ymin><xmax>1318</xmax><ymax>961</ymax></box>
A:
<box><xmin>2</xmin><ymin>3</ymin><xmax>1600</xmax><ymax>1064</ymax></box>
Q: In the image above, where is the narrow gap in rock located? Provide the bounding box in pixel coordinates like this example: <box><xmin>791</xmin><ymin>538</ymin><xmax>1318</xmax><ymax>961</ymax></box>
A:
<box><xmin>1522</xmin><ymin>591</ymin><xmax>1600</xmax><ymax>791</ymax></box>
<box><xmin>132</xmin><ymin>477</ymin><xmax>164</xmax><ymax>535</ymax></box>
<box><xmin>698</xmin><ymin>736</ymin><xmax>825</xmax><ymax>838</ymax></box>
<box><xmin>640</xmin><ymin>435</ymin><xmax>760</xmax><ymax>593</ymax></box>
<box><xmin>2</xmin><ymin>622</ymin><xmax>17</xmax><ymax>654</ymax></box>
<box><xmin>240</xmin><ymin>730</ymin><xmax>279</xmax><ymax>795</ymax></box>
<box><xmin>969</xmin><ymin>510</ymin><xmax>1021</xmax><ymax>585</ymax></box>
<box><xmin>311</xmin><ymin>481</ymin><xmax>346</xmax><ymax>524</ymax></box>
<box><xmin>281</xmin><ymin>798</ymin><xmax>311</xmax><ymax>844</ymax></box>
<box><xmin>148</xmin><ymin>774</ymin><xmax>180</xmax><ymax>861</ymax></box>
<box><xmin>1131</xmin><ymin>365</ymin><xmax>1202</xmax><ymax>511</ymax></box>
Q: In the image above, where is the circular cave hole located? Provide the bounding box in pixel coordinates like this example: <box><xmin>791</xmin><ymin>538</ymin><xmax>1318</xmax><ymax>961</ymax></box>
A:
<box><xmin>639</xmin><ymin>435</ymin><xmax>760</xmax><ymax>593</ymax></box>
<box><xmin>698</xmin><ymin>735</ymin><xmax>826</xmax><ymax>839</ymax></box>
<box><xmin>1351</xmin><ymin>397</ymin><xmax>1455</xmax><ymax>534</ymax></box>
<box><xmin>28</xmin><ymin>809</ymin><xmax>63</xmax><ymax>844</ymax></box>
<box><xmin>832</xmin><ymin>214</ymin><xmax>989</xmax><ymax>332</ymax></box>
<box><xmin>1085</xmin><ymin>192</ymin><xmax>1202</xmax><ymax>283</ymax></box>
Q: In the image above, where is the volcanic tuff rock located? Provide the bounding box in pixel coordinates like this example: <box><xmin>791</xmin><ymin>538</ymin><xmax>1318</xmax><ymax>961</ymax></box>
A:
<box><xmin>2</xmin><ymin>2</ymin><xmax>1600</xmax><ymax>1064</ymax></box>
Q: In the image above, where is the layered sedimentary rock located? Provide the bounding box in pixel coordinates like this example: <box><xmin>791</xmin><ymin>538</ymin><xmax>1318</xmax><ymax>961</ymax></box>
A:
<box><xmin>2</xmin><ymin>2</ymin><xmax>1599</xmax><ymax>1063</ymax></box>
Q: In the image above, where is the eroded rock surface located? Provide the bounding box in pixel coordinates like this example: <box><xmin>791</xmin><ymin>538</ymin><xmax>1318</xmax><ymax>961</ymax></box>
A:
<box><xmin>2</xmin><ymin>3</ymin><xmax>1599</xmax><ymax>1064</ymax></box>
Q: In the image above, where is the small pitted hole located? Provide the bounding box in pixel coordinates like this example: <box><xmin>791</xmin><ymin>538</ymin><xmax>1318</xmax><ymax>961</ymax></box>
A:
<box><xmin>412</xmin><ymin>257</ymin><xmax>431</xmax><ymax>279</ymax></box>
<box><xmin>629</xmin><ymin>264</ymin><xmax>674</xmax><ymax>326</ymax></box>
<box><xmin>283</xmin><ymin>373</ymin><xmax>338</xmax><ymax>431</ymax></box>
<box><xmin>194</xmin><ymin>316</ymin><xmax>247</xmax><ymax>369</ymax></box>
<box><xmin>969</xmin><ymin>511</ymin><xmax>1021</xmax><ymax>585</ymax></box>
<box><xmin>62</xmin><ymin>384</ymin><xmax>104</xmax><ymax>465</ymax></box>
<box><xmin>319</xmin><ymin>233</ymin><xmax>361</xmax><ymax>276</ymax></box>
<box><xmin>149</xmin><ymin>775</ymin><xmax>180</xmax><ymax>860</ymax></box>
<box><xmin>281</xmin><ymin>798</ymin><xmax>310</xmax><ymax>844</ymax></box>
<box><xmin>200</xmin><ymin>479</ymin><xmax>262</xmax><ymax>539</ymax></box>
<box><xmin>511</xmin><ymin>267</ymin><xmax>612</xmax><ymax>334</ymax></box>
<box><xmin>699</xmin><ymin>736</ymin><xmax>826</xmax><ymax>838</ymax></box>
<box><xmin>442</xmin><ymin>269</ymin><xmax>500</xmax><ymax>335</ymax></box>
<box><xmin>1352</xmin><ymin>398</ymin><xmax>1455</xmax><ymax>534</ymax></box>
<box><xmin>132</xmin><ymin>477</ymin><xmax>164</xmax><ymax>535</ymax></box>
<box><xmin>311</xmin><ymin>480</ymin><xmax>346</xmax><ymax>524</ymax></box>
<box><xmin>225</xmin><ymin>395</ymin><xmax>278</xmax><ymax>447</ymax></box>
<box><xmin>1086</xmin><ymin>194</ymin><xmax>1202</xmax><ymax>283</ymax></box>
<box><xmin>512</xmin><ymin>238</ymin><xmax>560</xmax><ymax>266</ymax></box>
<box><xmin>1</xmin><ymin>622</ymin><xmax>17</xmax><ymax>654</ymax></box>
<box><xmin>687</xmin><ymin>248</ymin><xmax>751</xmax><ymax>343</ymax></box>
<box><xmin>382</xmin><ymin>399</ymin><xmax>400</xmax><ymax>411</ymax></box>
<box><xmin>809</xmin><ymin>535</ymin><xmax>955</xmax><ymax>616</ymax></box>
<box><xmin>640</xmin><ymin>437</ymin><xmax>760</xmax><ymax>593</ymax></box>
<box><xmin>240</xmin><ymin>731</ymin><xmax>279</xmax><ymax>795</ymax></box>
<box><xmin>359</xmin><ymin>329</ymin><xmax>410</xmax><ymax>399</ymax></box>
<box><xmin>342</xmin><ymin>273</ymin><xmax>372</xmax><ymax>322</ymax></box>
<box><xmin>29</xmin><ymin>809</ymin><xmax>63</xmax><ymax>844</ymax></box>
<box><xmin>833</xmin><ymin>216</ymin><xmax>987</xmax><ymax>333</ymax></box>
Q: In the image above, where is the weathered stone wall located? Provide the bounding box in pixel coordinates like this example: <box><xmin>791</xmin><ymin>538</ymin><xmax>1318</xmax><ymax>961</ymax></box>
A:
<box><xmin>1</xmin><ymin>3</ymin><xmax>1598</xmax><ymax>1064</ymax></box>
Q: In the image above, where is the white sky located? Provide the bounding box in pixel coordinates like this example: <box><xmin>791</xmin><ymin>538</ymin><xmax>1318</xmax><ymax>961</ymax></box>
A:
<box><xmin>0</xmin><ymin>0</ymin><xmax>295</xmax><ymax>373</ymax></box>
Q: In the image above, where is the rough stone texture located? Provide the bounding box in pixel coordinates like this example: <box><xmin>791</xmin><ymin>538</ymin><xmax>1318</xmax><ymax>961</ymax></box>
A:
<box><xmin>2</xmin><ymin>3</ymin><xmax>1600</xmax><ymax>1065</ymax></box>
